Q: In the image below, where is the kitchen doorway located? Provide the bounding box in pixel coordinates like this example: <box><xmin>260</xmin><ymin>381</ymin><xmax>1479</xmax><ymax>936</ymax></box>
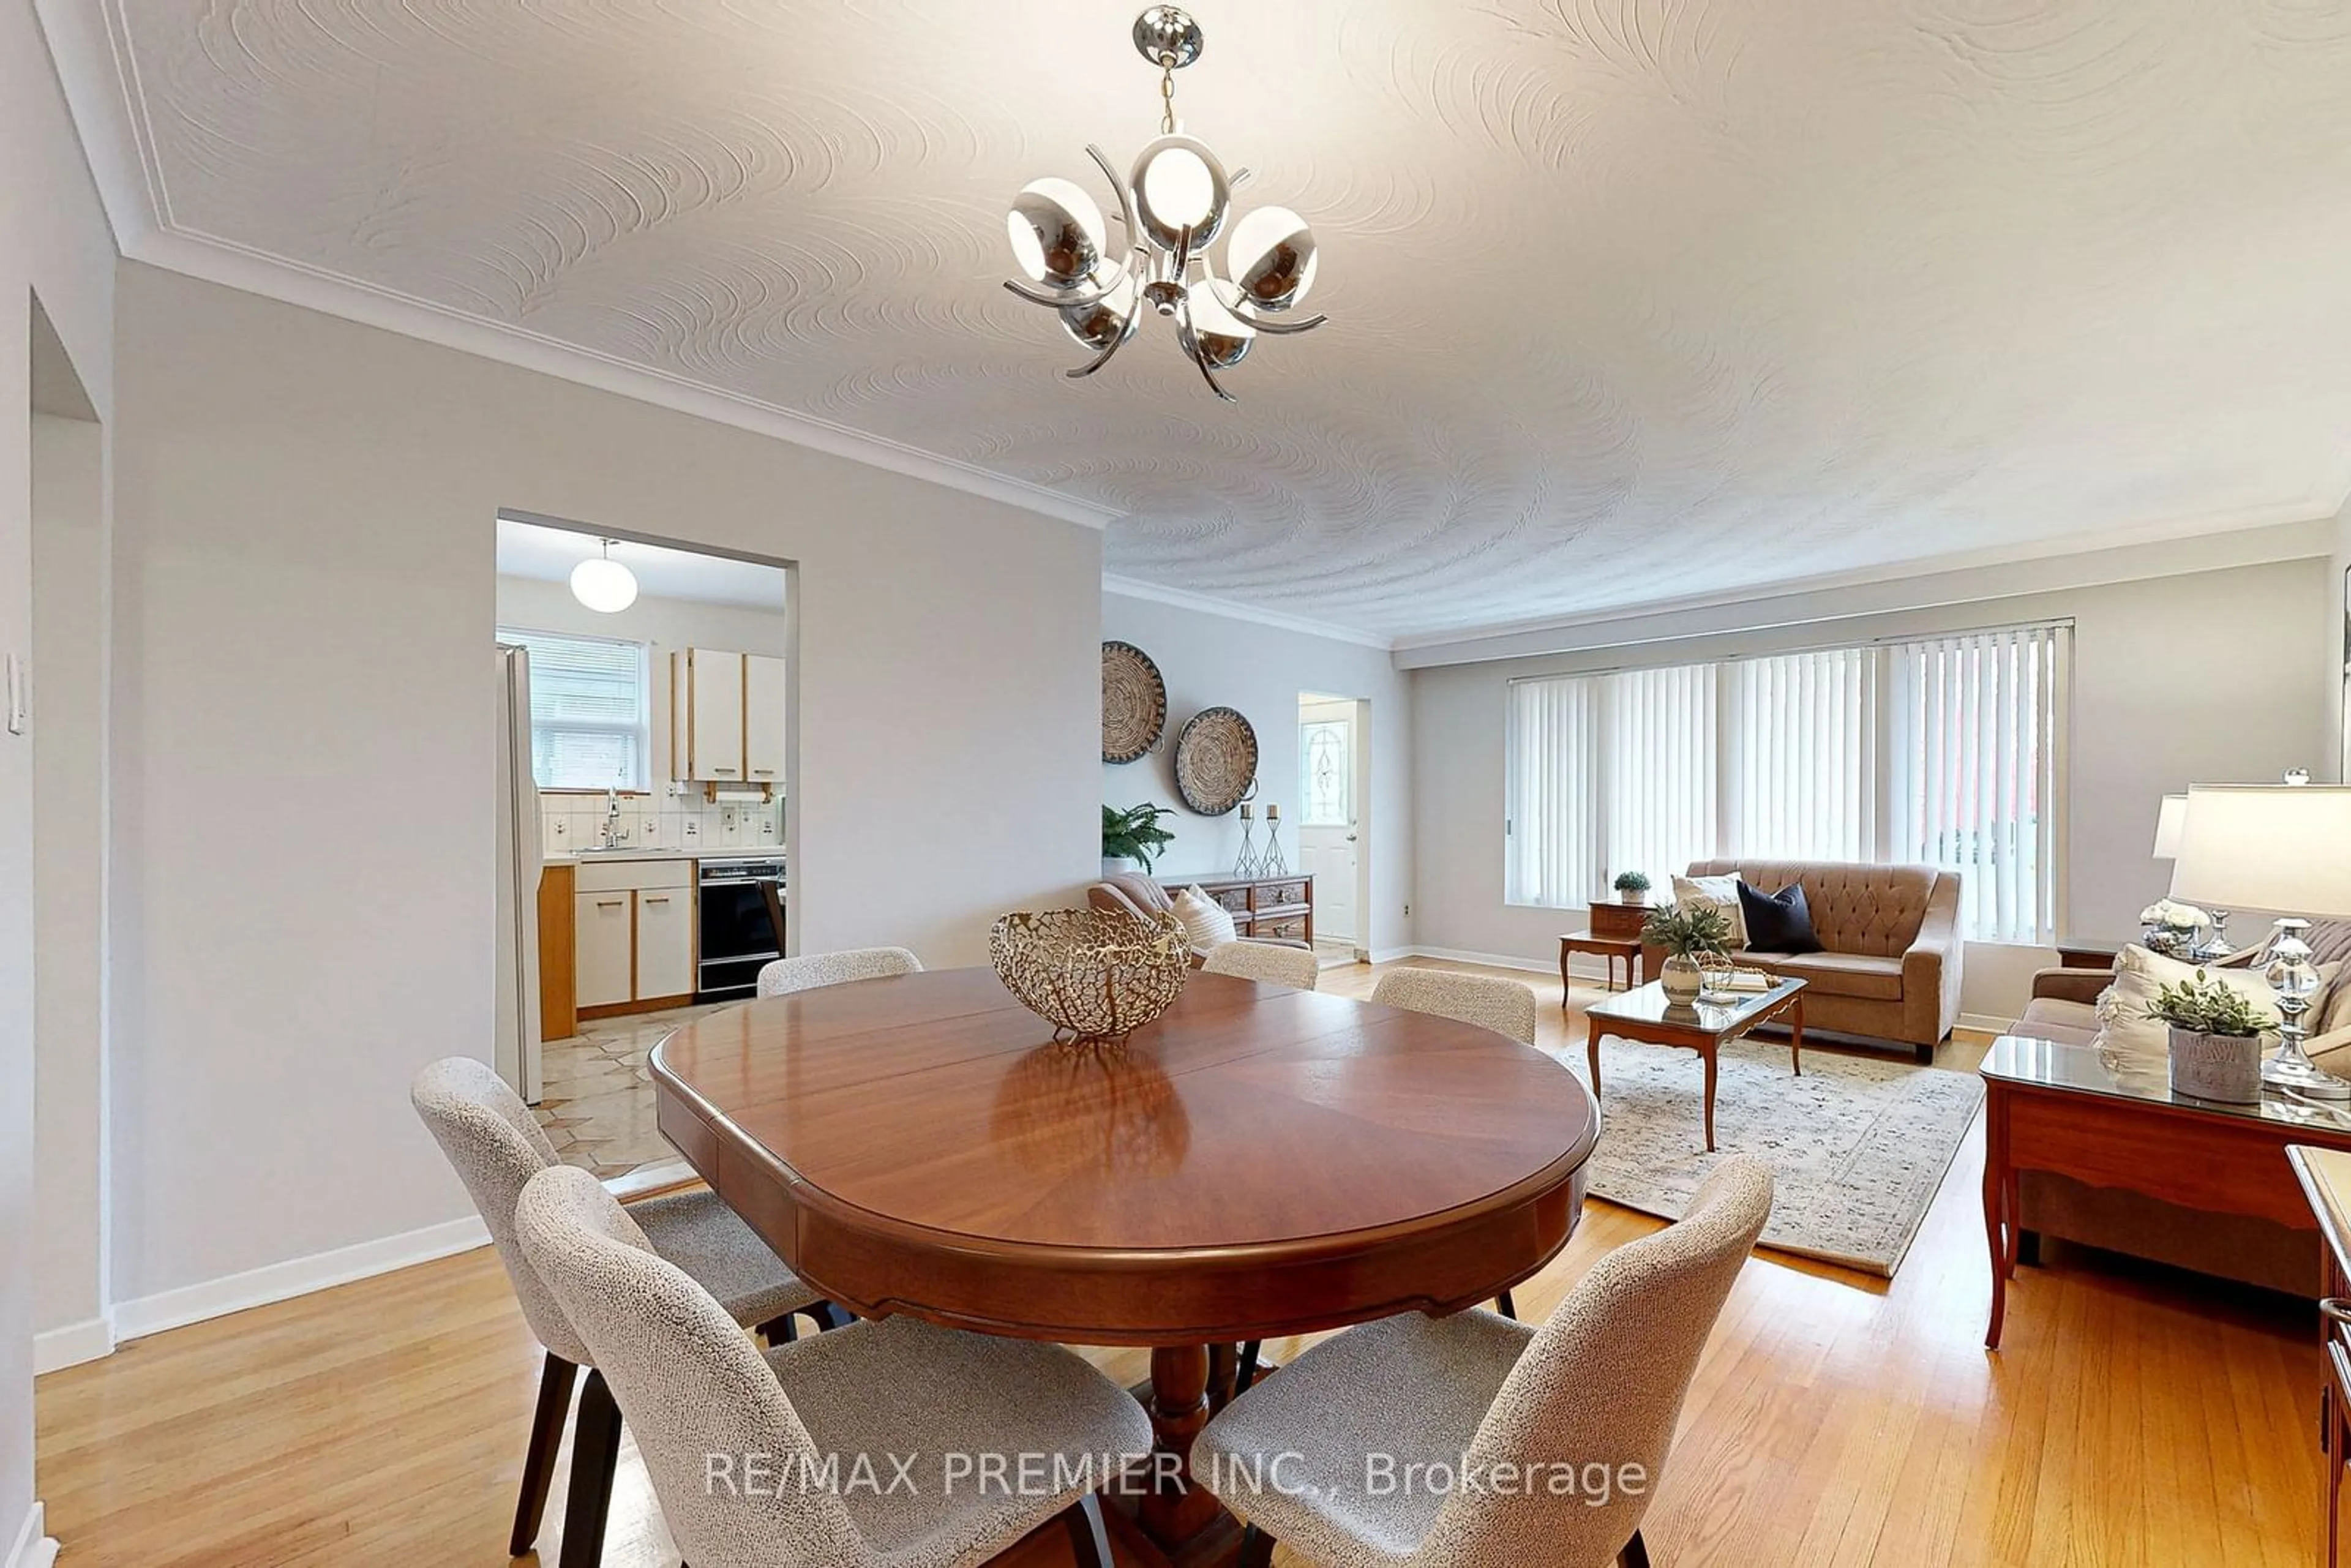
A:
<box><xmin>1297</xmin><ymin>693</ymin><xmax>1371</xmax><ymax>966</ymax></box>
<box><xmin>492</xmin><ymin>510</ymin><xmax>794</xmax><ymax>1182</ymax></box>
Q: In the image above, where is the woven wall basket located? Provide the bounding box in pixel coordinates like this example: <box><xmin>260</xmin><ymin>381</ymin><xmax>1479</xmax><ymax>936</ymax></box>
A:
<box><xmin>1174</xmin><ymin>706</ymin><xmax>1259</xmax><ymax>816</ymax></box>
<box><xmin>1101</xmin><ymin>641</ymin><xmax>1167</xmax><ymax>764</ymax></box>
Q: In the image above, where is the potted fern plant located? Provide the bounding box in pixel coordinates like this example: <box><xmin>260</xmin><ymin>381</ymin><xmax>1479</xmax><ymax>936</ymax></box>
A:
<box><xmin>1102</xmin><ymin>802</ymin><xmax>1177</xmax><ymax>878</ymax></box>
<box><xmin>2147</xmin><ymin>970</ymin><xmax>2269</xmax><ymax>1103</ymax></box>
<box><xmin>1611</xmin><ymin>870</ymin><xmax>1652</xmax><ymax>904</ymax></box>
<box><xmin>1641</xmin><ymin>901</ymin><xmax>1734</xmax><ymax>1005</ymax></box>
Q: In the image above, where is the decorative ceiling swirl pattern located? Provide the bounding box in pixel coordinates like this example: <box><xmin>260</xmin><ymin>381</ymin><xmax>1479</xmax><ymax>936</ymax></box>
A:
<box><xmin>115</xmin><ymin>0</ymin><xmax>2351</xmax><ymax>640</ymax></box>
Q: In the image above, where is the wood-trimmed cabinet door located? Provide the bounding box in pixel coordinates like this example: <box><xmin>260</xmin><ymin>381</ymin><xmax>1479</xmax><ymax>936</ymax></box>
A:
<box><xmin>744</xmin><ymin>653</ymin><xmax>786</xmax><ymax>789</ymax></box>
<box><xmin>635</xmin><ymin>887</ymin><xmax>695</xmax><ymax>1002</ymax></box>
<box><xmin>684</xmin><ymin>648</ymin><xmax>745</xmax><ymax>782</ymax></box>
<box><xmin>575</xmin><ymin>890</ymin><xmax>634</xmax><ymax>1008</ymax></box>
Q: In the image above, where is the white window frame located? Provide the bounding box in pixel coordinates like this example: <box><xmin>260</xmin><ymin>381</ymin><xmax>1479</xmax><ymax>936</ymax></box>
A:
<box><xmin>498</xmin><ymin>625</ymin><xmax>653</xmax><ymax>792</ymax></box>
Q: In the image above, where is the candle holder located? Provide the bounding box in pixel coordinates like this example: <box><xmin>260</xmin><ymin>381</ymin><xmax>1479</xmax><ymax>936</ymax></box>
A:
<box><xmin>1233</xmin><ymin>804</ymin><xmax>1259</xmax><ymax>879</ymax></box>
<box><xmin>1261</xmin><ymin>805</ymin><xmax>1288</xmax><ymax>877</ymax></box>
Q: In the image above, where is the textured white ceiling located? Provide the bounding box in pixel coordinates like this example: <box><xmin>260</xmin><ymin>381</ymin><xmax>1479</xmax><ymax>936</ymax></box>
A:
<box><xmin>108</xmin><ymin>0</ymin><xmax>2351</xmax><ymax>640</ymax></box>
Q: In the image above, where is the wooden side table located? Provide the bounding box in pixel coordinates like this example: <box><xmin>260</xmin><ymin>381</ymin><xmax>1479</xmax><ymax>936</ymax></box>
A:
<box><xmin>1559</xmin><ymin>931</ymin><xmax>1643</xmax><ymax>1000</ymax></box>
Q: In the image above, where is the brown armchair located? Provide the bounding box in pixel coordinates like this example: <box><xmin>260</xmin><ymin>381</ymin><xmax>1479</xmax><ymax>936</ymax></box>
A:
<box><xmin>1084</xmin><ymin>876</ymin><xmax>1311</xmax><ymax>967</ymax></box>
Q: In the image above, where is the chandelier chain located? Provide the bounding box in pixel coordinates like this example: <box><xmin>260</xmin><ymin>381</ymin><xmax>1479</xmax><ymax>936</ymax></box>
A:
<box><xmin>1160</xmin><ymin>61</ymin><xmax>1177</xmax><ymax>133</ymax></box>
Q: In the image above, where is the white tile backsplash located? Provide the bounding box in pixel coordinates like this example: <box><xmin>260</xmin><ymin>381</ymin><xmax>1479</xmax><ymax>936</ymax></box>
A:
<box><xmin>541</xmin><ymin>789</ymin><xmax>782</xmax><ymax>857</ymax></box>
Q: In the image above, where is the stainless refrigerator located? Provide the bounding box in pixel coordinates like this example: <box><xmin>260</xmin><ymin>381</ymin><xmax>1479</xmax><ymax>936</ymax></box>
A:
<box><xmin>495</xmin><ymin>643</ymin><xmax>545</xmax><ymax>1103</ymax></box>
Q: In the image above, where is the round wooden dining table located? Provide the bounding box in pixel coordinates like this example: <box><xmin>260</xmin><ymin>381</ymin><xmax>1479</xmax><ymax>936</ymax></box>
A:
<box><xmin>650</xmin><ymin>967</ymin><xmax>1599</xmax><ymax>1562</ymax></box>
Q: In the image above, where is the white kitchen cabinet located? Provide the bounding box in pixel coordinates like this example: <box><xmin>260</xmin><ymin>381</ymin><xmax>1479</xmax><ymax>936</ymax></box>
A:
<box><xmin>634</xmin><ymin>885</ymin><xmax>695</xmax><ymax>1000</ymax></box>
<box><xmin>677</xmin><ymin>647</ymin><xmax>745</xmax><ymax>782</ymax></box>
<box><xmin>744</xmin><ymin>653</ymin><xmax>787</xmax><ymax>786</ymax></box>
<box><xmin>575</xmin><ymin>890</ymin><xmax>635</xmax><ymax>1008</ymax></box>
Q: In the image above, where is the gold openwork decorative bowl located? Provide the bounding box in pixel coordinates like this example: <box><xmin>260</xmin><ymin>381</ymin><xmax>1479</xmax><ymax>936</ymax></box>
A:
<box><xmin>988</xmin><ymin>909</ymin><xmax>1191</xmax><ymax>1043</ymax></box>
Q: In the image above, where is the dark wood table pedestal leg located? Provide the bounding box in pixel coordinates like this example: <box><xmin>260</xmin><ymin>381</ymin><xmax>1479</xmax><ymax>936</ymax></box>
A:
<box><xmin>1140</xmin><ymin>1345</ymin><xmax>1220</xmax><ymax>1548</ymax></box>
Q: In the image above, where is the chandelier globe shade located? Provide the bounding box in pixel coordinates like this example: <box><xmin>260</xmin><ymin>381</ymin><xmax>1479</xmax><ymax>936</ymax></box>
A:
<box><xmin>999</xmin><ymin>6</ymin><xmax>1326</xmax><ymax>401</ymax></box>
<box><xmin>569</xmin><ymin>542</ymin><xmax>639</xmax><ymax>613</ymax></box>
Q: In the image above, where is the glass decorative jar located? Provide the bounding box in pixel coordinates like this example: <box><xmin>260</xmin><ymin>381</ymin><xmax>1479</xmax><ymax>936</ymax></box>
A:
<box><xmin>1660</xmin><ymin>951</ymin><xmax>1706</xmax><ymax>1005</ymax></box>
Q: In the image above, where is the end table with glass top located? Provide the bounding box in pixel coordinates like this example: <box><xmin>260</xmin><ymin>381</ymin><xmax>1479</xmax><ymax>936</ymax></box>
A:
<box><xmin>1584</xmin><ymin>977</ymin><xmax>1807</xmax><ymax>1153</ymax></box>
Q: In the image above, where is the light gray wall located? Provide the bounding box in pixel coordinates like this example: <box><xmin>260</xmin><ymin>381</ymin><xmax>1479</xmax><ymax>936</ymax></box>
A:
<box><xmin>1410</xmin><ymin>557</ymin><xmax>2333</xmax><ymax>1017</ymax></box>
<box><xmin>108</xmin><ymin>263</ymin><xmax>1101</xmax><ymax>1308</ymax></box>
<box><xmin>2</xmin><ymin>0</ymin><xmax>118</xmax><ymax>1552</ymax></box>
<box><xmin>2332</xmin><ymin>500</ymin><xmax>2349</xmax><ymax>782</ymax></box>
<box><xmin>32</xmin><ymin>413</ymin><xmax>105</xmax><ymax>1346</ymax></box>
<box><xmin>1101</xmin><ymin>593</ymin><xmax>1414</xmax><ymax>956</ymax></box>
<box><xmin>495</xmin><ymin>572</ymin><xmax>789</xmax><ymax>785</ymax></box>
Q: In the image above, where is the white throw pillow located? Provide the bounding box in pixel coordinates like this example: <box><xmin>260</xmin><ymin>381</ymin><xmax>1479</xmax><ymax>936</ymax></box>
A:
<box><xmin>2094</xmin><ymin>943</ymin><xmax>2293</xmax><ymax>1059</ymax></box>
<box><xmin>1670</xmin><ymin>873</ymin><xmax>1747</xmax><ymax>950</ymax></box>
<box><xmin>1171</xmin><ymin>885</ymin><xmax>1237</xmax><ymax>950</ymax></box>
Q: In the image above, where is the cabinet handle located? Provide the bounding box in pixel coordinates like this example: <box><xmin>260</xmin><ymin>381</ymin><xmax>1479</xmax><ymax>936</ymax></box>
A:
<box><xmin>713</xmin><ymin>768</ymin><xmax>738</xmax><ymax>776</ymax></box>
<box><xmin>643</xmin><ymin>896</ymin><xmax>670</xmax><ymax>905</ymax></box>
<box><xmin>596</xmin><ymin>899</ymin><xmax>624</xmax><ymax>909</ymax></box>
<box><xmin>2327</xmin><ymin>1298</ymin><xmax>2351</xmax><ymax>1328</ymax></box>
<box><xmin>752</xmin><ymin>768</ymin><xmax>775</xmax><ymax>776</ymax></box>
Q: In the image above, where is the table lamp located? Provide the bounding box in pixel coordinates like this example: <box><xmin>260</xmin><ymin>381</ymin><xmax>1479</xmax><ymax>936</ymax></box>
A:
<box><xmin>2169</xmin><ymin>785</ymin><xmax>2351</xmax><ymax>1100</ymax></box>
<box><xmin>2151</xmin><ymin>793</ymin><xmax>2230</xmax><ymax>958</ymax></box>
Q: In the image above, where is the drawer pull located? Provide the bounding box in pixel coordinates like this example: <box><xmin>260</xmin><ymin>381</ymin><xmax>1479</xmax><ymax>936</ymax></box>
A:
<box><xmin>596</xmin><ymin>899</ymin><xmax>625</xmax><ymax>909</ymax></box>
<box><xmin>2325</xmin><ymin>1298</ymin><xmax>2351</xmax><ymax>1328</ymax></box>
<box><xmin>643</xmin><ymin>896</ymin><xmax>670</xmax><ymax>906</ymax></box>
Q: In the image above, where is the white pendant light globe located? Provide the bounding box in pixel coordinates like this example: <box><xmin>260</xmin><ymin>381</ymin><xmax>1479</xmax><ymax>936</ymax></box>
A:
<box><xmin>570</xmin><ymin>541</ymin><xmax>638</xmax><ymax>613</ymax></box>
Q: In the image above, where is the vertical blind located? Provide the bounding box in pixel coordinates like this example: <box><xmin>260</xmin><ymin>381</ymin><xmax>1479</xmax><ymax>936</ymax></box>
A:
<box><xmin>500</xmin><ymin>628</ymin><xmax>650</xmax><ymax>791</ymax></box>
<box><xmin>1504</xmin><ymin>622</ymin><xmax>2068</xmax><ymax>942</ymax></box>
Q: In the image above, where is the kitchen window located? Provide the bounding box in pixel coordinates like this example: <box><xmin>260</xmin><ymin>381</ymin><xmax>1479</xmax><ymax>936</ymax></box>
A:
<box><xmin>498</xmin><ymin>626</ymin><xmax>651</xmax><ymax>790</ymax></box>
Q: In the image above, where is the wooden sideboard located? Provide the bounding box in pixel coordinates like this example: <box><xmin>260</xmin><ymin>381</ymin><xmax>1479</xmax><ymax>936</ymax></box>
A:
<box><xmin>1162</xmin><ymin>874</ymin><xmax>1314</xmax><ymax>945</ymax></box>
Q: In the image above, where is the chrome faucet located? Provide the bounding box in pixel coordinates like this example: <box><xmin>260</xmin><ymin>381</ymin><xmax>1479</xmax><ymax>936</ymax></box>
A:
<box><xmin>601</xmin><ymin>788</ymin><xmax>623</xmax><ymax>849</ymax></box>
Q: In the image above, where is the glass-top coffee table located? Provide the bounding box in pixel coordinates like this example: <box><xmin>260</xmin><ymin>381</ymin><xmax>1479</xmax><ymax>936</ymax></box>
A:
<box><xmin>1584</xmin><ymin>977</ymin><xmax>1807</xmax><ymax>1152</ymax></box>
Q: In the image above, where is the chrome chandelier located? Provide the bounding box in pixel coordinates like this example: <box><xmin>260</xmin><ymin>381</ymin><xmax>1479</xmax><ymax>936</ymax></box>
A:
<box><xmin>1003</xmin><ymin>6</ymin><xmax>1325</xmax><ymax>402</ymax></box>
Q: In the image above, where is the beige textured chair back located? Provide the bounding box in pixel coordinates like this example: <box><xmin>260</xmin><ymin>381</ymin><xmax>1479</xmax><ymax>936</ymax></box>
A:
<box><xmin>410</xmin><ymin>1056</ymin><xmax>588</xmax><ymax>1364</ymax></box>
<box><xmin>755</xmin><ymin>945</ymin><xmax>923</xmax><ymax>999</ymax></box>
<box><xmin>1202</xmin><ymin>942</ymin><xmax>1321</xmax><ymax>990</ymax></box>
<box><xmin>1371</xmin><ymin>969</ymin><xmax>1539</xmax><ymax>1046</ymax></box>
<box><xmin>1425</xmin><ymin>1157</ymin><xmax>1772</xmax><ymax>1568</ymax></box>
<box><xmin>516</xmin><ymin>1165</ymin><xmax>866</xmax><ymax>1566</ymax></box>
<box><xmin>1685</xmin><ymin>858</ymin><xmax>1948</xmax><ymax>957</ymax></box>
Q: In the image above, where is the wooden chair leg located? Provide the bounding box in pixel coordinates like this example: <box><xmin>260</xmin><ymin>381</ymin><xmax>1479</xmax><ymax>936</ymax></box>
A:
<box><xmin>1495</xmin><ymin>1289</ymin><xmax>1517</xmax><ymax>1321</ymax></box>
<box><xmin>757</xmin><ymin>1313</ymin><xmax>798</xmax><ymax>1345</ymax></box>
<box><xmin>1236</xmin><ymin>1340</ymin><xmax>1263</xmax><ymax>1393</ymax></box>
<box><xmin>511</xmin><ymin>1351</ymin><xmax>578</xmax><ymax>1555</ymax></box>
<box><xmin>1063</xmin><ymin>1491</ymin><xmax>1114</xmax><ymax>1568</ymax></box>
<box><xmin>1618</xmin><ymin>1526</ymin><xmax>1651</xmax><ymax>1567</ymax></box>
<box><xmin>1239</xmin><ymin>1521</ymin><xmax>1278</xmax><ymax>1568</ymax></box>
<box><xmin>560</xmin><ymin>1368</ymin><xmax>624</xmax><ymax>1568</ymax></box>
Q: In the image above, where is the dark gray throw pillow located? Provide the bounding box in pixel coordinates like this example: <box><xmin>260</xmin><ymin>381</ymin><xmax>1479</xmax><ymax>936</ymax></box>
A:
<box><xmin>1736</xmin><ymin>880</ymin><xmax>1823</xmax><ymax>955</ymax></box>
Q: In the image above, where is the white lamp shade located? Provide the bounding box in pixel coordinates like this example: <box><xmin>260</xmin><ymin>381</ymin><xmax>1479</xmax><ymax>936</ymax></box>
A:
<box><xmin>2168</xmin><ymin>785</ymin><xmax>2351</xmax><ymax>917</ymax></box>
<box><xmin>569</xmin><ymin>555</ymin><xmax>639</xmax><ymax>613</ymax></box>
<box><xmin>2151</xmin><ymin>794</ymin><xmax>2187</xmax><ymax>860</ymax></box>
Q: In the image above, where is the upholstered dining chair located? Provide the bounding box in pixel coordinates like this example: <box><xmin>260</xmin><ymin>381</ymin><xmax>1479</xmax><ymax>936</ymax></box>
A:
<box><xmin>1370</xmin><ymin>968</ymin><xmax>1540</xmax><ymax>1048</ymax></box>
<box><xmin>1202</xmin><ymin>940</ymin><xmax>1322</xmax><ymax>990</ymax></box>
<box><xmin>411</xmin><ymin>1057</ymin><xmax>830</xmax><ymax>1568</ymax></box>
<box><xmin>756</xmin><ymin>945</ymin><xmax>924</xmax><ymax>998</ymax></box>
<box><xmin>517</xmin><ymin>1163</ymin><xmax>1155</xmax><ymax>1568</ymax></box>
<box><xmin>1202</xmin><ymin>1157</ymin><xmax>1774</xmax><ymax>1568</ymax></box>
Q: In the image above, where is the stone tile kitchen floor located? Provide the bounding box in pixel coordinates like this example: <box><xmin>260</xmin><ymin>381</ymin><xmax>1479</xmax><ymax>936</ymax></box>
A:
<box><xmin>531</xmin><ymin>1002</ymin><xmax>734</xmax><ymax>1182</ymax></box>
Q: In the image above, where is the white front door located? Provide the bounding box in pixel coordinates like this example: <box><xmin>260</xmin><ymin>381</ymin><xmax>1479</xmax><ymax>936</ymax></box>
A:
<box><xmin>1297</xmin><ymin>708</ymin><xmax>1358</xmax><ymax>946</ymax></box>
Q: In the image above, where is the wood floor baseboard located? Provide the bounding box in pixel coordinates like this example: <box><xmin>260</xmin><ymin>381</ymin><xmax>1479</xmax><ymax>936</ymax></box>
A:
<box><xmin>105</xmin><ymin>1214</ymin><xmax>489</xmax><ymax>1347</ymax></box>
<box><xmin>4</xmin><ymin>1502</ymin><xmax>58</xmax><ymax>1568</ymax></box>
<box><xmin>32</xmin><ymin>1316</ymin><xmax>114</xmax><ymax>1375</ymax></box>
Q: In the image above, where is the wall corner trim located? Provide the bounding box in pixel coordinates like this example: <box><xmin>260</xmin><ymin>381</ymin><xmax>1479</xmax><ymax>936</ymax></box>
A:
<box><xmin>1101</xmin><ymin>575</ymin><xmax>1396</xmax><ymax>652</ymax></box>
<box><xmin>5</xmin><ymin>1503</ymin><xmax>58</xmax><ymax>1568</ymax></box>
<box><xmin>32</xmin><ymin>1316</ymin><xmax>116</xmax><ymax>1375</ymax></box>
<box><xmin>110</xmin><ymin>1215</ymin><xmax>490</xmax><ymax>1345</ymax></box>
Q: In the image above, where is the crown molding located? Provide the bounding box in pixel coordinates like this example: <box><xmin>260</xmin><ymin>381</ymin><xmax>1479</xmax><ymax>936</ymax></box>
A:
<box><xmin>33</xmin><ymin>0</ymin><xmax>1119</xmax><ymax>535</ymax></box>
<box><xmin>1393</xmin><ymin>512</ymin><xmax>2339</xmax><ymax>669</ymax></box>
<box><xmin>1101</xmin><ymin>574</ymin><xmax>1395</xmax><ymax>651</ymax></box>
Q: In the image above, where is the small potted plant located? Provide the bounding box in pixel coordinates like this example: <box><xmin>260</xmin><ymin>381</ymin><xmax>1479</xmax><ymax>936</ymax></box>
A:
<box><xmin>2146</xmin><ymin>969</ymin><xmax>2269</xmax><ymax>1103</ymax></box>
<box><xmin>1102</xmin><ymin>802</ymin><xmax>1177</xmax><ymax>878</ymax></box>
<box><xmin>1611</xmin><ymin>870</ymin><xmax>1652</xmax><ymax>905</ymax></box>
<box><xmin>1641</xmin><ymin>901</ymin><xmax>1734</xmax><ymax>1006</ymax></box>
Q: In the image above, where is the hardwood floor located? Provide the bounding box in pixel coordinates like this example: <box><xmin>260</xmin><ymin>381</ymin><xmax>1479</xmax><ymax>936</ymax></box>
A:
<box><xmin>36</xmin><ymin>958</ymin><xmax>2322</xmax><ymax>1566</ymax></box>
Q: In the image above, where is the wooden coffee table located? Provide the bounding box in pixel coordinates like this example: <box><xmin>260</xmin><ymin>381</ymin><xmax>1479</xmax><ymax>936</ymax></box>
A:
<box><xmin>1585</xmin><ymin>977</ymin><xmax>1807</xmax><ymax>1153</ymax></box>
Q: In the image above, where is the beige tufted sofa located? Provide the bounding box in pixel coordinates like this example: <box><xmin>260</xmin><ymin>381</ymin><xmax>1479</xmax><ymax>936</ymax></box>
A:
<box><xmin>1659</xmin><ymin>859</ymin><xmax>1965</xmax><ymax>1059</ymax></box>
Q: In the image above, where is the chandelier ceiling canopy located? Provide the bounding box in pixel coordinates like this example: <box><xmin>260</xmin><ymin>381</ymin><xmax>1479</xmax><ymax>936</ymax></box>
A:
<box><xmin>1003</xmin><ymin>6</ymin><xmax>1325</xmax><ymax>402</ymax></box>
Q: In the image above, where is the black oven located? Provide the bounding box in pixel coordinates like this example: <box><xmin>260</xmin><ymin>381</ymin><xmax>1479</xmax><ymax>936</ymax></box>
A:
<box><xmin>697</xmin><ymin>856</ymin><xmax>786</xmax><ymax>1001</ymax></box>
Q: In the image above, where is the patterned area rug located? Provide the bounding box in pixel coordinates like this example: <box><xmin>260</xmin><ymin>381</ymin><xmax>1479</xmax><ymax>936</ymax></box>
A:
<box><xmin>1567</xmin><ymin>1036</ymin><xmax>1984</xmax><ymax>1277</ymax></box>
